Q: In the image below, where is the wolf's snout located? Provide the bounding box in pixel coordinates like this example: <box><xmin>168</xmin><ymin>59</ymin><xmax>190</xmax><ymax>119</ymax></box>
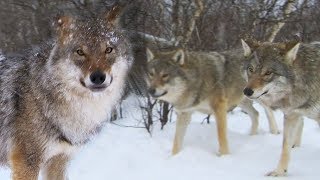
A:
<box><xmin>243</xmin><ymin>87</ymin><xmax>254</xmax><ymax>97</ymax></box>
<box><xmin>90</xmin><ymin>71</ymin><xmax>106</xmax><ymax>85</ymax></box>
<box><xmin>148</xmin><ymin>88</ymin><xmax>168</xmax><ymax>98</ymax></box>
<box><xmin>148</xmin><ymin>88</ymin><xmax>156</xmax><ymax>95</ymax></box>
<box><xmin>82</xmin><ymin>71</ymin><xmax>113</xmax><ymax>92</ymax></box>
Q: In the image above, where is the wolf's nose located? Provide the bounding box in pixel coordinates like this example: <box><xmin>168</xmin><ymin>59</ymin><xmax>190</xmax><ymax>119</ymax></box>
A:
<box><xmin>243</xmin><ymin>88</ymin><xmax>254</xmax><ymax>97</ymax></box>
<box><xmin>148</xmin><ymin>88</ymin><xmax>156</xmax><ymax>95</ymax></box>
<box><xmin>90</xmin><ymin>71</ymin><xmax>106</xmax><ymax>85</ymax></box>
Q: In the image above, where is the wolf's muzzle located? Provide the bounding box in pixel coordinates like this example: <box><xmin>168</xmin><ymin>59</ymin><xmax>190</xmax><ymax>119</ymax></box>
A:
<box><xmin>81</xmin><ymin>71</ymin><xmax>113</xmax><ymax>92</ymax></box>
<box><xmin>90</xmin><ymin>71</ymin><xmax>106</xmax><ymax>85</ymax></box>
<box><xmin>148</xmin><ymin>88</ymin><xmax>156</xmax><ymax>95</ymax></box>
<box><xmin>148</xmin><ymin>88</ymin><xmax>167</xmax><ymax>98</ymax></box>
<box><xmin>243</xmin><ymin>87</ymin><xmax>254</xmax><ymax>97</ymax></box>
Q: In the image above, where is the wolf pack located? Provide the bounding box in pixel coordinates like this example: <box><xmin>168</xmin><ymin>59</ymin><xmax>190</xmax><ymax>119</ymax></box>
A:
<box><xmin>0</xmin><ymin>3</ymin><xmax>320</xmax><ymax>180</ymax></box>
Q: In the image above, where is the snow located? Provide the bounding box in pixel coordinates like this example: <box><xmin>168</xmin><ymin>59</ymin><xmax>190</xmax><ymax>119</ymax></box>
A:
<box><xmin>1</xmin><ymin>96</ymin><xmax>320</xmax><ymax>180</ymax></box>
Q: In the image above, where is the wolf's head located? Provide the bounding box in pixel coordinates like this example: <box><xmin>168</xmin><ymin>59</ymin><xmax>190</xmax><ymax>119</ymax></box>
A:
<box><xmin>145</xmin><ymin>48</ymin><xmax>188</xmax><ymax>103</ymax></box>
<box><xmin>48</xmin><ymin>5</ymin><xmax>132</xmax><ymax>97</ymax></box>
<box><xmin>240</xmin><ymin>38</ymin><xmax>300</xmax><ymax>102</ymax></box>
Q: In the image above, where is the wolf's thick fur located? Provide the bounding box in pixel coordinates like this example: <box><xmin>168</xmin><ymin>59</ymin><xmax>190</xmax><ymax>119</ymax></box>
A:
<box><xmin>0</xmin><ymin>6</ymin><xmax>132</xmax><ymax>180</ymax></box>
<box><xmin>145</xmin><ymin>48</ymin><xmax>278</xmax><ymax>156</ymax></box>
<box><xmin>241</xmin><ymin>38</ymin><xmax>320</xmax><ymax>176</ymax></box>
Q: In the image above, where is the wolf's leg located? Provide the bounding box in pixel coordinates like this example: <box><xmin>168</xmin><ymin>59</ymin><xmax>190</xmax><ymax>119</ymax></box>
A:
<box><xmin>239</xmin><ymin>99</ymin><xmax>259</xmax><ymax>135</ymax></box>
<box><xmin>292</xmin><ymin>118</ymin><xmax>303</xmax><ymax>148</ymax></box>
<box><xmin>172</xmin><ymin>111</ymin><xmax>192</xmax><ymax>155</ymax></box>
<box><xmin>211</xmin><ymin>97</ymin><xmax>229</xmax><ymax>155</ymax></box>
<box><xmin>42</xmin><ymin>154</ymin><xmax>69</xmax><ymax>180</ymax></box>
<box><xmin>262</xmin><ymin>104</ymin><xmax>280</xmax><ymax>134</ymax></box>
<box><xmin>266</xmin><ymin>112</ymin><xmax>302</xmax><ymax>176</ymax></box>
<box><xmin>9</xmin><ymin>144</ymin><xmax>41</xmax><ymax>180</ymax></box>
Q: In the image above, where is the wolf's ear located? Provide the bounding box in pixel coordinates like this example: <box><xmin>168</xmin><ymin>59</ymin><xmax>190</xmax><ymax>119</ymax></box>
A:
<box><xmin>241</xmin><ymin>39</ymin><xmax>260</xmax><ymax>57</ymax></box>
<box><xmin>172</xmin><ymin>49</ymin><xmax>185</xmax><ymax>65</ymax></box>
<box><xmin>146</xmin><ymin>48</ymin><xmax>154</xmax><ymax>62</ymax></box>
<box><xmin>284</xmin><ymin>41</ymin><xmax>300</xmax><ymax>64</ymax></box>
<box><xmin>55</xmin><ymin>16</ymin><xmax>75</xmax><ymax>43</ymax></box>
<box><xmin>241</xmin><ymin>39</ymin><xmax>252</xmax><ymax>57</ymax></box>
<box><xmin>105</xmin><ymin>5</ymin><xmax>125</xmax><ymax>27</ymax></box>
<box><xmin>55</xmin><ymin>16</ymin><xmax>74</xmax><ymax>32</ymax></box>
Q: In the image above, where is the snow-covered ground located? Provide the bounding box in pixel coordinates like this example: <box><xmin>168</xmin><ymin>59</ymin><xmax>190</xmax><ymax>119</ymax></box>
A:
<box><xmin>1</xmin><ymin>96</ymin><xmax>320</xmax><ymax>180</ymax></box>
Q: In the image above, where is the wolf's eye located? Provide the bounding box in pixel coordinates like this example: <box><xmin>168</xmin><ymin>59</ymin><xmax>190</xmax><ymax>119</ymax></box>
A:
<box><xmin>148</xmin><ymin>72</ymin><xmax>154</xmax><ymax>77</ymax></box>
<box><xmin>265</xmin><ymin>71</ymin><xmax>273</xmax><ymax>76</ymax></box>
<box><xmin>105</xmin><ymin>47</ymin><xmax>113</xmax><ymax>54</ymax></box>
<box><xmin>76</xmin><ymin>49</ymin><xmax>85</xmax><ymax>56</ymax></box>
<box><xmin>248</xmin><ymin>66</ymin><xmax>254</xmax><ymax>73</ymax></box>
<box><xmin>162</xmin><ymin>74</ymin><xmax>169</xmax><ymax>79</ymax></box>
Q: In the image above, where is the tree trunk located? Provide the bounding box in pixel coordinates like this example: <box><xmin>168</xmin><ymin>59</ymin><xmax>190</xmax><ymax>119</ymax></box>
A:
<box><xmin>267</xmin><ymin>0</ymin><xmax>296</xmax><ymax>42</ymax></box>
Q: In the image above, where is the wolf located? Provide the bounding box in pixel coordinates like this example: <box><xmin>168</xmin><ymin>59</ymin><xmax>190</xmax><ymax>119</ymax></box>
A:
<box><xmin>145</xmin><ymin>48</ymin><xmax>279</xmax><ymax>156</ymax></box>
<box><xmin>241</xmin><ymin>38</ymin><xmax>320</xmax><ymax>176</ymax></box>
<box><xmin>0</xmin><ymin>5</ymin><xmax>132</xmax><ymax>180</ymax></box>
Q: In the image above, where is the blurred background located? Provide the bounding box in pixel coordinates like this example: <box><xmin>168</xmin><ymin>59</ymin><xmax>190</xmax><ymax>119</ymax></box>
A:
<box><xmin>0</xmin><ymin>0</ymin><xmax>319</xmax><ymax>54</ymax></box>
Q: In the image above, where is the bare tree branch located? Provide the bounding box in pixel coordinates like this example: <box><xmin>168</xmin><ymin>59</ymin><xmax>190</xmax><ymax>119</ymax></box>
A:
<box><xmin>266</xmin><ymin>0</ymin><xmax>297</xmax><ymax>42</ymax></box>
<box><xmin>172</xmin><ymin>0</ymin><xmax>182</xmax><ymax>43</ymax></box>
<box><xmin>181</xmin><ymin>0</ymin><xmax>204</xmax><ymax>46</ymax></box>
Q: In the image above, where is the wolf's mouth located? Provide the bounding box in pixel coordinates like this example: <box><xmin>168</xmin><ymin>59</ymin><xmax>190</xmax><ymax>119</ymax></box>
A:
<box><xmin>88</xmin><ymin>85</ymin><xmax>107</xmax><ymax>92</ymax></box>
<box><xmin>151</xmin><ymin>91</ymin><xmax>168</xmax><ymax>98</ymax></box>
<box><xmin>80</xmin><ymin>79</ymin><xmax>109</xmax><ymax>92</ymax></box>
<box><xmin>257</xmin><ymin>90</ymin><xmax>268</xmax><ymax>98</ymax></box>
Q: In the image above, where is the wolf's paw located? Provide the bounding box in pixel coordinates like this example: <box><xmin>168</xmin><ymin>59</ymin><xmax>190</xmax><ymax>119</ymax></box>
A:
<box><xmin>217</xmin><ymin>149</ymin><xmax>230</xmax><ymax>156</ymax></box>
<box><xmin>270</xmin><ymin>130</ymin><xmax>280</xmax><ymax>135</ymax></box>
<box><xmin>265</xmin><ymin>169</ymin><xmax>287</xmax><ymax>177</ymax></box>
<box><xmin>171</xmin><ymin>151</ymin><xmax>179</xmax><ymax>156</ymax></box>
<box><xmin>171</xmin><ymin>148</ymin><xmax>180</xmax><ymax>156</ymax></box>
<box><xmin>292</xmin><ymin>144</ymin><xmax>300</xmax><ymax>148</ymax></box>
<box><xmin>292</xmin><ymin>140</ymin><xmax>301</xmax><ymax>148</ymax></box>
<box><xmin>249</xmin><ymin>130</ymin><xmax>258</xmax><ymax>136</ymax></box>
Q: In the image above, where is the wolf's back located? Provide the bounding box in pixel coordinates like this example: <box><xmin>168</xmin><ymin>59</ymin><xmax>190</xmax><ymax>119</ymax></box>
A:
<box><xmin>187</xmin><ymin>50</ymin><xmax>245</xmax><ymax>86</ymax></box>
<box><xmin>295</xmin><ymin>44</ymin><xmax>320</xmax><ymax>85</ymax></box>
<box><xmin>0</xmin><ymin>55</ymin><xmax>27</xmax><ymax>165</ymax></box>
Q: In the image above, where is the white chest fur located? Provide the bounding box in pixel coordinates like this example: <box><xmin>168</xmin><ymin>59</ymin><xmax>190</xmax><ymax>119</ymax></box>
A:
<box><xmin>61</xmin><ymin>96</ymin><xmax>110</xmax><ymax>143</ymax></box>
<box><xmin>51</xmin><ymin>56</ymin><xmax>129</xmax><ymax>144</ymax></box>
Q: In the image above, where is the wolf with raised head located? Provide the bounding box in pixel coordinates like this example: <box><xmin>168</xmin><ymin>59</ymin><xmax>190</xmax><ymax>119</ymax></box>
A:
<box><xmin>145</xmin><ymin>48</ymin><xmax>278</xmax><ymax>156</ymax></box>
<box><xmin>241</xmin><ymin>38</ymin><xmax>320</xmax><ymax>176</ymax></box>
<box><xmin>0</xmin><ymin>5</ymin><xmax>132</xmax><ymax>180</ymax></box>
